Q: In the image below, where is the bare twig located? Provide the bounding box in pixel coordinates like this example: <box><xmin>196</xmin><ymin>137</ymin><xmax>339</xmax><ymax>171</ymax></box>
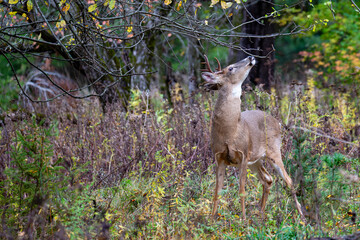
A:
<box><xmin>350</xmin><ymin>0</ymin><xmax>360</xmax><ymax>13</ymax></box>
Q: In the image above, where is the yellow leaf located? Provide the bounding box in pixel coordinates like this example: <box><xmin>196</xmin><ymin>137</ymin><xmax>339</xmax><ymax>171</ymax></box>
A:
<box><xmin>9</xmin><ymin>12</ymin><xmax>17</xmax><ymax>16</ymax></box>
<box><xmin>56</xmin><ymin>20</ymin><xmax>66</xmax><ymax>28</ymax></box>
<box><xmin>127</xmin><ymin>26</ymin><xmax>133</xmax><ymax>32</ymax></box>
<box><xmin>109</xmin><ymin>0</ymin><xmax>115</xmax><ymax>10</ymax></box>
<box><xmin>27</xmin><ymin>0</ymin><xmax>33</xmax><ymax>11</ymax></box>
<box><xmin>164</xmin><ymin>0</ymin><xmax>172</xmax><ymax>5</ymax></box>
<box><xmin>235</xmin><ymin>0</ymin><xmax>240</xmax><ymax>3</ymax></box>
<box><xmin>22</xmin><ymin>13</ymin><xmax>27</xmax><ymax>18</ymax></box>
<box><xmin>104</xmin><ymin>0</ymin><xmax>109</xmax><ymax>6</ymax></box>
<box><xmin>9</xmin><ymin>0</ymin><xmax>19</xmax><ymax>4</ymax></box>
<box><xmin>221</xmin><ymin>1</ymin><xmax>232</xmax><ymax>9</ymax></box>
<box><xmin>62</xmin><ymin>3</ymin><xmax>70</xmax><ymax>12</ymax></box>
<box><xmin>210</xmin><ymin>0</ymin><xmax>219</xmax><ymax>7</ymax></box>
<box><xmin>176</xmin><ymin>0</ymin><xmax>182</xmax><ymax>11</ymax></box>
<box><xmin>158</xmin><ymin>186</ymin><xmax>165</xmax><ymax>196</ymax></box>
<box><xmin>105</xmin><ymin>212</ymin><xmax>113</xmax><ymax>221</ymax></box>
<box><xmin>88</xmin><ymin>4</ymin><xmax>97</xmax><ymax>12</ymax></box>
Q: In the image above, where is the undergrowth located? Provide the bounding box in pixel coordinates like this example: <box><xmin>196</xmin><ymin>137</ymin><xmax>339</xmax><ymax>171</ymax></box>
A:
<box><xmin>0</xmin><ymin>82</ymin><xmax>359</xmax><ymax>239</ymax></box>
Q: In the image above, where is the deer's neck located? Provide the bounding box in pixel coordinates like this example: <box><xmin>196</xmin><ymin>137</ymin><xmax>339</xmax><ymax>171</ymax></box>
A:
<box><xmin>213</xmin><ymin>87</ymin><xmax>242</xmax><ymax>138</ymax></box>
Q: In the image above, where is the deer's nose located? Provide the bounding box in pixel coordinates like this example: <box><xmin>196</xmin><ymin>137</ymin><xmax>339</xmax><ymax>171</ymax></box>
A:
<box><xmin>248</xmin><ymin>56</ymin><xmax>256</xmax><ymax>65</ymax></box>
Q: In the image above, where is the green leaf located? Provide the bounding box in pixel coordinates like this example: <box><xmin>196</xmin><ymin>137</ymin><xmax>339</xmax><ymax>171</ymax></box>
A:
<box><xmin>88</xmin><ymin>4</ymin><xmax>97</xmax><ymax>12</ymax></box>
<box><xmin>109</xmin><ymin>0</ymin><xmax>115</xmax><ymax>10</ymax></box>
<box><xmin>27</xmin><ymin>0</ymin><xmax>33</xmax><ymax>11</ymax></box>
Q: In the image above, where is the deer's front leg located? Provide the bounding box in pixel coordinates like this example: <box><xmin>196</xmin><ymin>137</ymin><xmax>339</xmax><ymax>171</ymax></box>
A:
<box><xmin>212</xmin><ymin>155</ymin><xmax>226</xmax><ymax>217</ymax></box>
<box><xmin>236</xmin><ymin>151</ymin><xmax>248</xmax><ymax>219</ymax></box>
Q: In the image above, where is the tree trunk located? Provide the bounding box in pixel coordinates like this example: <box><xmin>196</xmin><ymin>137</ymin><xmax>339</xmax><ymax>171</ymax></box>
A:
<box><xmin>237</xmin><ymin>0</ymin><xmax>275</xmax><ymax>91</ymax></box>
<box><xmin>187</xmin><ymin>1</ymin><xmax>201</xmax><ymax>101</ymax></box>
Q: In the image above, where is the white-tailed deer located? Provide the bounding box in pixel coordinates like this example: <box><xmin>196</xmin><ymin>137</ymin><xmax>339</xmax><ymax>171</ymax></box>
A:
<box><xmin>201</xmin><ymin>55</ymin><xmax>305</xmax><ymax>222</ymax></box>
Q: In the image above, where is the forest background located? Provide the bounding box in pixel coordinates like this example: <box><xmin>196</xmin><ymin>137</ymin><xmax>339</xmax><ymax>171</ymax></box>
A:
<box><xmin>0</xmin><ymin>0</ymin><xmax>360</xmax><ymax>239</ymax></box>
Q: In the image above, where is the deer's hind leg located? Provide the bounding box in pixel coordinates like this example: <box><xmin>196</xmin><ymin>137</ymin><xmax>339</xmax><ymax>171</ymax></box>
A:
<box><xmin>248</xmin><ymin>159</ymin><xmax>273</xmax><ymax>214</ymax></box>
<box><xmin>266</xmin><ymin>150</ymin><xmax>306</xmax><ymax>222</ymax></box>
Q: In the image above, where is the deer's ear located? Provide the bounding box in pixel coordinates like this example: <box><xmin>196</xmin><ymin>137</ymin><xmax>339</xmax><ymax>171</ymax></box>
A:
<box><xmin>201</xmin><ymin>72</ymin><xmax>218</xmax><ymax>83</ymax></box>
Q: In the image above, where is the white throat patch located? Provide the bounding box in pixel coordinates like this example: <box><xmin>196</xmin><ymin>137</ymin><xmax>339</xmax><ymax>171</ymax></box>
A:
<box><xmin>231</xmin><ymin>68</ymin><xmax>250</xmax><ymax>98</ymax></box>
<box><xmin>232</xmin><ymin>82</ymin><xmax>242</xmax><ymax>98</ymax></box>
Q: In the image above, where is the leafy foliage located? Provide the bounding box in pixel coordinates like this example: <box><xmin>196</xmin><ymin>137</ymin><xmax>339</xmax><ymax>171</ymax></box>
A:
<box><xmin>0</xmin><ymin>56</ymin><xmax>32</xmax><ymax>112</ymax></box>
<box><xmin>279</xmin><ymin>1</ymin><xmax>360</xmax><ymax>85</ymax></box>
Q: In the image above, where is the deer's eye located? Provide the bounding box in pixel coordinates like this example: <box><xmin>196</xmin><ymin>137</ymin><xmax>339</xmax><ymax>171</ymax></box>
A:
<box><xmin>229</xmin><ymin>67</ymin><xmax>233</xmax><ymax>71</ymax></box>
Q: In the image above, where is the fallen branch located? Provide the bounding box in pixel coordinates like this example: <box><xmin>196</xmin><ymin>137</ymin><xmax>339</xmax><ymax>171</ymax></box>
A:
<box><xmin>290</xmin><ymin>126</ymin><xmax>358</xmax><ymax>146</ymax></box>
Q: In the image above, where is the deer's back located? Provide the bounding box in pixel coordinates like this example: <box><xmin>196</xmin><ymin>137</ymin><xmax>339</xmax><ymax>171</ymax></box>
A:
<box><xmin>241</xmin><ymin>110</ymin><xmax>281</xmax><ymax>162</ymax></box>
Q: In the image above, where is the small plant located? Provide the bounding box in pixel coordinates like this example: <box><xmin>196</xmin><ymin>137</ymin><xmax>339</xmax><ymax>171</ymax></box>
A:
<box><xmin>0</xmin><ymin>116</ymin><xmax>95</xmax><ymax>238</ymax></box>
<box><xmin>1</xmin><ymin>117</ymin><xmax>62</xmax><ymax>236</ymax></box>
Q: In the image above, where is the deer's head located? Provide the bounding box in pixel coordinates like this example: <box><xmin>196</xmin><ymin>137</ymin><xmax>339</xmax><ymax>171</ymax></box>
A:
<box><xmin>201</xmin><ymin>56</ymin><xmax>256</xmax><ymax>92</ymax></box>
